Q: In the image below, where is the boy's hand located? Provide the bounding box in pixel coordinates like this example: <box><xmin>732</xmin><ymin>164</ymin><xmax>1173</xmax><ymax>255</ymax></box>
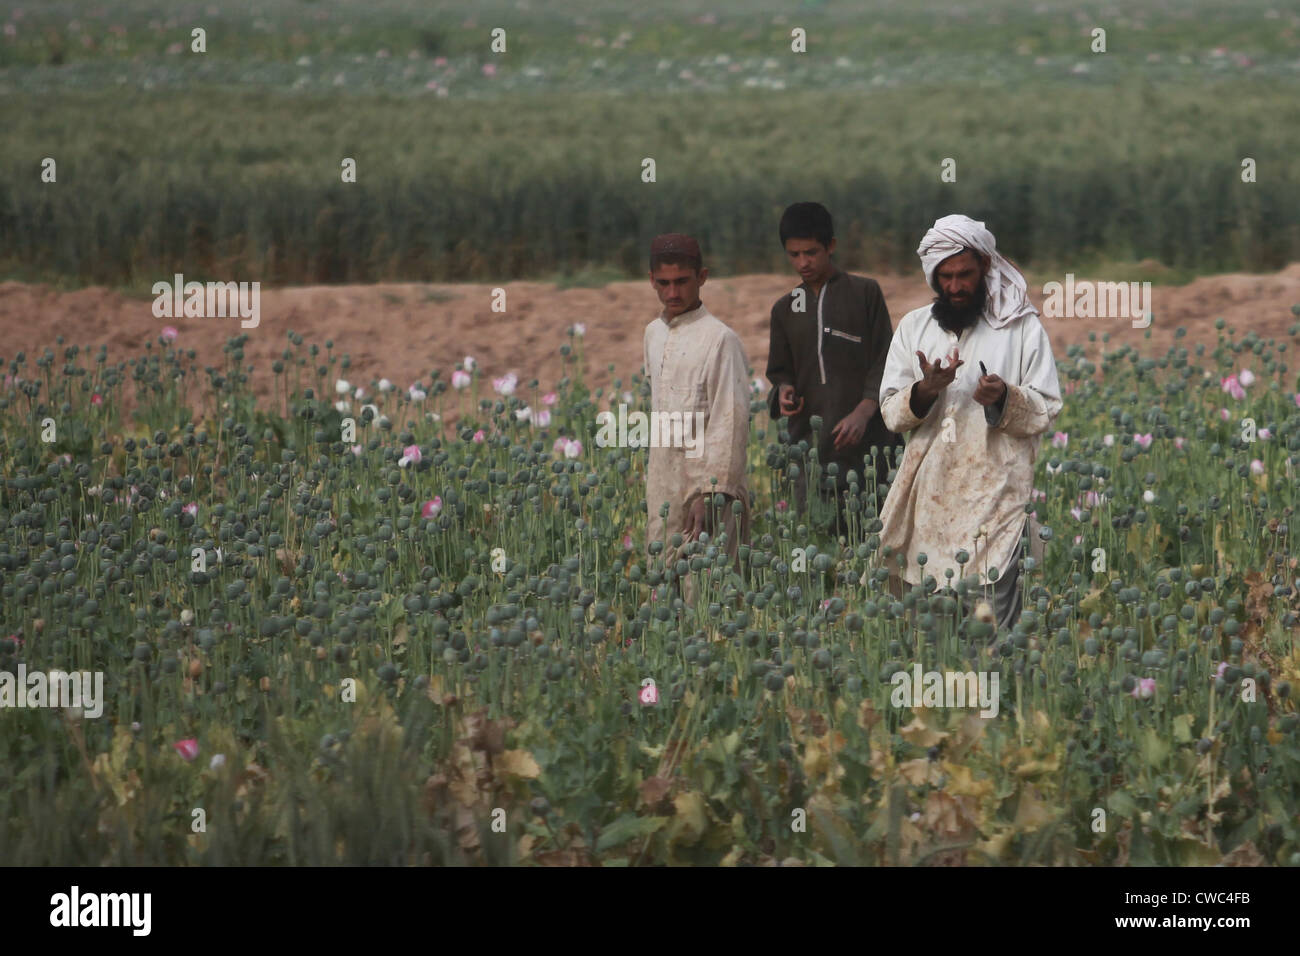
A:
<box><xmin>683</xmin><ymin>494</ymin><xmax>735</xmax><ymax>542</ymax></box>
<box><xmin>831</xmin><ymin>402</ymin><xmax>873</xmax><ymax>451</ymax></box>
<box><xmin>682</xmin><ymin>496</ymin><xmax>710</xmax><ymax>541</ymax></box>
<box><xmin>778</xmin><ymin>384</ymin><xmax>804</xmax><ymax>416</ymax></box>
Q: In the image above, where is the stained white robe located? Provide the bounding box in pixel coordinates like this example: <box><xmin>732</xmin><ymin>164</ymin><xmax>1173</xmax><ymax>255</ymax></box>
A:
<box><xmin>877</xmin><ymin>306</ymin><xmax>1062</xmax><ymax>587</ymax></box>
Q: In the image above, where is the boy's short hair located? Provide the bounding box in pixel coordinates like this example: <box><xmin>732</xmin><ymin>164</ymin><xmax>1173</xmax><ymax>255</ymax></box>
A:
<box><xmin>779</xmin><ymin>202</ymin><xmax>834</xmax><ymax>248</ymax></box>
<box><xmin>649</xmin><ymin>233</ymin><xmax>703</xmax><ymax>272</ymax></box>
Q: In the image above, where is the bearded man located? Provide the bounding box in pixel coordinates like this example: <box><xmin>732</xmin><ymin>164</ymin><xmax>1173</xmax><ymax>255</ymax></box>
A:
<box><xmin>877</xmin><ymin>214</ymin><xmax>1062</xmax><ymax>631</ymax></box>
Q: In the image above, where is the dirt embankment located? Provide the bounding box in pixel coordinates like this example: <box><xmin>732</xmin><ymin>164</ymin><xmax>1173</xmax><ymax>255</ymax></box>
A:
<box><xmin>2</xmin><ymin>265</ymin><xmax>1298</xmax><ymax>419</ymax></box>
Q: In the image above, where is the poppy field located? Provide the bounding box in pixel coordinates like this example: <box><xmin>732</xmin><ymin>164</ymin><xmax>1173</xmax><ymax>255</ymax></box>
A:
<box><xmin>1</xmin><ymin>315</ymin><xmax>1299</xmax><ymax>866</ymax></box>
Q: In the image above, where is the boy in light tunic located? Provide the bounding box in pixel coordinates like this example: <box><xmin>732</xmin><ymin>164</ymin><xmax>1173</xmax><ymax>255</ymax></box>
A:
<box><xmin>642</xmin><ymin>234</ymin><xmax>751</xmax><ymax>602</ymax></box>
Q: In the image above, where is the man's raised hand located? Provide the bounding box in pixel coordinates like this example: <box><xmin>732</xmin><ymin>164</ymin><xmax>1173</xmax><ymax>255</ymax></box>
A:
<box><xmin>915</xmin><ymin>348</ymin><xmax>963</xmax><ymax>401</ymax></box>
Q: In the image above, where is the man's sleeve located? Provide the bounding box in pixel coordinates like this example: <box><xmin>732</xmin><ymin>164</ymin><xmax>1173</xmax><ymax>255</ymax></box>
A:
<box><xmin>765</xmin><ymin>300</ymin><xmax>794</xmax><ymax>420</ymax></box>
<box><xmin>861</xmin><ymin>280</ymin><xmax>893</xmax><ymax>404</ymax></box>
<box><xmin>986</xmin><ymin>317</ymin><xmax>1063</xmax><ymax>438</ymax></box>
<box><xmin>878</xmin><ymin>315</ymin><xmax>932</xmax><ymax>433</ymax></box>
<box><xmin>697</xmin><ymin>332</ymin><xmax>751</xmax><ymax>501</ymax></box>
<box><xmin>643</xmin><ymin>325</ymin><xmax>652</xmax><ymax>388</ymax></box>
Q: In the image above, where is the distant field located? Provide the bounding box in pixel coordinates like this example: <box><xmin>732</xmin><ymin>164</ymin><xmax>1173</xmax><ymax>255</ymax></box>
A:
<box><xmin>1</xmin><ymin>0</ymin><xmax>1298</xmax><ymax>284</ymax></box>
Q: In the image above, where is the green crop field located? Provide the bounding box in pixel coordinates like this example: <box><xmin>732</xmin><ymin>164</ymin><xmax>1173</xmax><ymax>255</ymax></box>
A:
<box><xmin>2</xmin><ymin>0</ymin><xmax>1299</xmax><ymax>286</ymax></box>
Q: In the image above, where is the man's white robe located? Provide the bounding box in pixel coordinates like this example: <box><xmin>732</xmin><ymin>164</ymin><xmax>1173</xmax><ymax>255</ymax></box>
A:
<box><xmin>877</xmin><ymin>306</ymin><xmax>1062</xmax><ymax>587</ymax></box>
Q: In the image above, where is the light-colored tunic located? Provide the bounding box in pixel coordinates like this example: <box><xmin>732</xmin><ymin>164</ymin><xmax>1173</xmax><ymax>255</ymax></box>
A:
<box><xmin>643</xmin><ymin>303</ymin><xmax>750</xmax><ymax>552</ymax></box>
<box><xmin>877</xmin><ymin>306</ymin><xmax>1062</xmax><ymax>586</ymax></box>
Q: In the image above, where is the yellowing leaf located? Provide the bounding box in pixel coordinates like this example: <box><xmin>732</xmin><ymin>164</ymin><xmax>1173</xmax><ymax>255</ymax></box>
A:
<box><xmin>976</xmin><ymin>828</ymin><xmax>1014</xmax><ymax>862</ymax></box>
<box><xmin>1013</xmin><ymin>753</ymin><xmax>1061</xmax><ymax>777</ymax></box>
<box><xmin>941</xmin><ymin>761</ymin><xmax>994</xmax><ymax>799</ymax></box>
<box><xmin>497</xmin><ymin>749</ymin><xmax>541</xmax><ymax>779</ymax></box>
<box><xmin>1013</xmin><ymin>785</ymin><xmax>1055</xmax><ymax>832</ymax></box>
<box><xmin>669</xmin><ymin>791</ymin><xmax>710</xmax><ymax>845</ymax></box>
<box><xmin>898</xmin><ymin>757</ymin><xmax>942</xmax><ymax>786</ymax></box>
<box><xmin>899</xmin><ymin>715</ymin><xmax>949</xmax><ymax>748</ymax></box>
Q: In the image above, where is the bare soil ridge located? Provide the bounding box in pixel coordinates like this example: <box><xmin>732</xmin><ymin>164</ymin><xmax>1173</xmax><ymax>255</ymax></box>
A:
<box><xmin>3</xmin><ymin>265</ymin><xmax>1299</xmax><ymax>417</ymax></box>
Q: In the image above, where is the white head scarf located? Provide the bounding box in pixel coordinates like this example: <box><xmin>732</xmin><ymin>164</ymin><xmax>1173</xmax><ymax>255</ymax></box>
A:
<box><xmin>917</xmin><ymin>214</ymin><xmax>1037</xmax><ymax>330</ymax></box>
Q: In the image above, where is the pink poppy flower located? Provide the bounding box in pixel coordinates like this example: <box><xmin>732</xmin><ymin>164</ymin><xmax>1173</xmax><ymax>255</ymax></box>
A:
<box><xmin>421</xmin><ymin>497</ymin><xmax>442</xmax><ymax>519</ymax></box>
<box><xmin>1103</xmin><ymin>434</ymin><xmax>1114</xmax><ymax>447</ymax></box>
<box><xmin>472</xmin><ymin>429</ymin><xmax>485</xmax><ymax>443</ymax></box>
<box><xmin>451</xmin><ymin>370</ymin><xmax>471</xmax><ymax>389</ymax></box>
<box><xmin>1082</xmin><ymin>490</ymin><xmax>1101</xmax><ymax>508</ymax></box>
<box><xmin>1051</xmin><ymin>431</ymin><xmax>1068</xmax><ymax>448</ymax></box>
<box><xmin>91</xmin><ymin>394</ymin><xmax>103</xmax><ymax>406</ymax></box>
<box><xmin>1030</xmin><ymin>488</ymin><xmax>1046</xmax><ymax>502</ymax></box>
<box><xmin>1220</xmin><ymin>408</ymin><xmax>1231</xmax><ymax>421</ymax></box>
<box><xmin>1293</xmin><ymin>393</ymin><xmax>1300</xmax><ymax>408</ymax></box>
<box><xmin>515</xmin><ymin>406</ymin><xmax>532</xmax><ymax>422</ymax></box>
<box><xmin>482</xmin><ymin>62</ymin><xmax>496</xmax><ymax>77</ymax></box>
<box><xmin>434</xmin><ymin>56</ymin><xmax>448</xmax><ymax>67</ymax></box>
<box><xmin>174</xmin><ymin>738</ymin><xmax>200</xmax><ymax>761</ymax></box>
<box><xmin>1238</xmin><ymin>369</ymin><xmax>1255</xmax><ymax>388</ymax></box>
<box><xmin>161</xmin><ymin>326</ymin><xmax>178</xmax><ymax>342</ymax></box>
<box><xmin>623</xmin><ymin>534</ymin><xmax>634</xmax><ymax>550</ymax></box>
<box><xmin>563</xmin><ymin>439</ymin><xmax>583</xmax><ymax>459</ymax></box>
<box><xmin>1220</xmin><ymin>375</ymin><xmax>1245</xmax><ymax>401</ymax></box>
<box><xmin>542</xmin><ymin>391</ymin><xmax>558</xmax><ymax>406</ymax></box>
<box><xmin>351</xmin><ymin>444</ymin><xmax>362</xmax><ymax>456</ymax></box>
<box><xmin>553</xmin><ymin>437</ymin><xmax>567</xmax><ymax>454</ymax></box>
<box><xmin>1215</xmin><ymin>662</ymin><xmax>1228</xmax><ymax>680</ymax></box>
<box><xmin>1073</xmin><ymin>535</ymin><xmax>1083</xmax><ymax>545</ymax></box>
<box><xmin>1250</xmin><ymin>459</ymin><xmax>1265</xmax><ymax>475</ymax></box>
<box><xmin>1134</xmin><ymin>433</ymin><xmax>1153</xmax><ymax>449</ymax></box>
<box><xmin>399</xmin><ymin>444</ymin><xmax>422</xmax><ymax>467</ymax></box>
<box><xmin>1130</xmin><ymin>678</ymin><xmax>1156</xmax><ymax>700</ymax></box>
<box><xmin>776</xmin><ymin>500</ymin><xmax>788</xmax><ymax>513</ymax></box>
<box><xmin>183</xmin><ymin>502</ymin><xmax>198</xmax><ymax>517</ymax></box>
<box><xmin>1070</xmin><ymin>507</ymin><xmax>1084</xmax><ymax>521</ymax></box>
<box><xmin>493</xmin><ymin>373</ymin><xmax>518</xmax><ymax>396</ymax></box>
<box><xmin>534</xmin><ymin>409</ymin><xmax>552</xmax><ymax>427</ymax></box>
<box><xmin>1259</xmin><ymin>428</ymin><xmax>1271</xmax><ymax>440</ymax></box>
<box><xmin>1174</xmin><ymin>437</ymin><xmax>1186</xmax><ymax>450</ymax></box>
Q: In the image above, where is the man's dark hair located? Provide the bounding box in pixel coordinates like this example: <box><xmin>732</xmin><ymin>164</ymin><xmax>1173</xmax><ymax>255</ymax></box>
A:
<box><xmin>779</xmin><ymin>202</ymin><xmax>834</xmax><ymax>248</ymax></box>
<box><xmin>649</xmin><ymin>251</ymin><xmax>703</xmax><ymax>273</ymax></box>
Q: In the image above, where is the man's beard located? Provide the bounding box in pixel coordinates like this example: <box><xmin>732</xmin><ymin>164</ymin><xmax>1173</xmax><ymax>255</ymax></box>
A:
<box><xmin>931</xmin><ymin>281</ymin><xmax>987</xmax><ymax>334</ymax></box>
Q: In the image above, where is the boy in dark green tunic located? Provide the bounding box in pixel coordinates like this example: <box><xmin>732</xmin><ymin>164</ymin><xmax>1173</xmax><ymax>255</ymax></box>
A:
<box><xmin>765</xmin><ymin>202</ymin><xmax>903</xmax><ymax>537</ymax></box>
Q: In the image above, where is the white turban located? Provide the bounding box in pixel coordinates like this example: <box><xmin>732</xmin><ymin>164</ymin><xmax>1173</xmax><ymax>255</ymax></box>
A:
<box><xmin>917</xmin><ymin>214</ymin><xmax>1037</xmax><ymax>330</ymax></box>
